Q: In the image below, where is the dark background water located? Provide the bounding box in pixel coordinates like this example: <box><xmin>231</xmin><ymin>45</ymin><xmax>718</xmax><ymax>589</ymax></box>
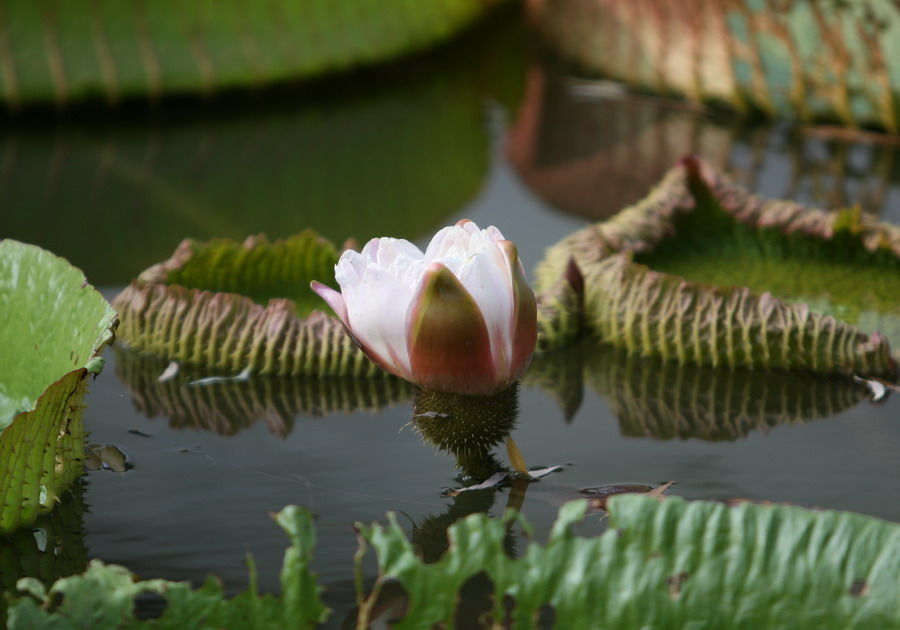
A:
<box><xmin>3</xmin><ymin>11</ymin><xmax>900</xmax><ymax>626</ymax></box>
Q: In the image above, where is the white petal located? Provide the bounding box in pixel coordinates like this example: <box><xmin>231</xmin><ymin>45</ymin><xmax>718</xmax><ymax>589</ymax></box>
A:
<box><xmin>375</xmin><ymin>237</ymin><xmax>423</xmax><ymax>269</ymax></box>
<box><xmin>484</xmin><ymin>225</ymin><xmax>506</xmax><ymax>243</ymax></box>
<box><xmin>359</xmin><ymin>237</ymin><xmax>382</xmax><ymax>264</ymax></box>
<box><xmin>425</xmin><ymin>223</ymin><xmax>472</xmax><ymax>260</ymax></box>
<box><xmin>344</xmin><ymin>264</ymin><xmax>415</xmax><ymax>377</ymax></box>
<box><xmin>453</xmin><ymin>249</ymin><xmax>515</xmax><ymax>373</ymax></box>
<box><xmin>422</xmin><ymin>226</ymin><xmax>456</xmax><ymax>262</ymax></box>
<box><xmin>335</xmin><ymin>249</ymin><xmax>367</xmax><ymax>288</ymax></box>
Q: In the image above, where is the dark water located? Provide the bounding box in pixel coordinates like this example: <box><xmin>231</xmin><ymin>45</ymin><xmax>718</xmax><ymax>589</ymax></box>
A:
<box><xmin>3</xmin><ymin>14</ymin><xmax>900</xmax><ymax>627</ymax></box>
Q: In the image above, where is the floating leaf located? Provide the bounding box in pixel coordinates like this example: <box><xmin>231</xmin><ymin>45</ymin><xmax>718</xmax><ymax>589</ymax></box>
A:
<box><xmin>2</xmin><ymin>49</ymin><xmax>496</xmax><ymax>286</ymax></box>
<box><xmin>7</xmin><ymin>506</ymin><xmax>329</xmax><ymax>630</ymax></box>
<box><xmin>7</xmin><ymin>498</ymin><xmax>900</xmax><ymax>629</ymax></box>
<box><xmin>529</xmin><ymin>0</ymin><xmax>900</xmax><ymax>131</ymax></box>
<box><xmin>0</xmin><ymin>240</ymin><xmax>117</xmax><ymax>533</ymax></box>
<box><xmin>113</xmin><ymin>232</ymin><xmax>385</xmax><ymax>378</ymax></box>
<box><xmin>579</xmin><ymin>481</ymin><xmax>673</xmax><ymax>511</ymax></box>
<box><xmin>0</xmin><ymin>0</ymin><xmax>507</xmax><ymax>108</ymax></box>
<box><xmin>536</xmin><ymin>158</ymin><xmax>900</xmax><ymax>376</ymax></box>
<box><xmin>356</xmin><ymin>495</ymin><xmax>900</xmax><ymax>629</ymax></box>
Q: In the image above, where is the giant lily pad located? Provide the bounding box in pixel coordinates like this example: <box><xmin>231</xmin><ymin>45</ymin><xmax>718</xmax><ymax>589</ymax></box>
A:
<box><xmin>536</xmin><ymin>157</ymin><xmax>900</xmax><ymax>376</ymax></box>
<box><xmin>0</xmin><ymin>0</ymin><xmax>507</xmax><ymax>108</ymax></box>
<box><xmin>356</xmin><ymin>495</ymin><xmax>900</xmax><ymax>628</ymax></box>
<box><xmin>113</xmin><ymin>232</ymin><xmax>382</xmax><ymax>378</ymax></box>
<box><xmin>530</xmin><ymin>0</ymin><xmax>900</xmax><ymax>131</ymax></box>
<box><xmin>0</xmin><ymin>240</ymin><xmax>117</xmax><ymax>533</ymax></box>
<box><xmin>0</xmin><ymin>53</ymin><xmax>494</xmax><ymax>285</ymax></box>
<box><xmin>9</xmin><ymin>498</ymin><xmax>899</xmax><ymax>628</ymax></box>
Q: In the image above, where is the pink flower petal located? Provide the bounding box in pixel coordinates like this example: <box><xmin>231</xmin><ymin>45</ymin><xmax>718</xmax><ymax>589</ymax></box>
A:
<box><xmin>310</xmin><ymin>281</ymin><xmax>349</xmax><ymax>324</ymax></box>
<box><xmin>311</xmin><ymin>280</ymin><xmax>406</xmax><ymax>377</ymax></box>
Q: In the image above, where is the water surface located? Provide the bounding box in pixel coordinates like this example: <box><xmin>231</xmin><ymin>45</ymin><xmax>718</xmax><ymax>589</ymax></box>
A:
<box><xmin>4</xmin><ymin>19</ymin><xmax>900</xmax><ymax>626</ymax></box>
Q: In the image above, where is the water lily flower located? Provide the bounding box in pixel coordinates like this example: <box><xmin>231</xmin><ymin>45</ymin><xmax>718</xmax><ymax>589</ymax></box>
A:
<box><xmin>311</xmin><ymin>220</ymin><xmax>537</xmax><ymax>395</ymax></box>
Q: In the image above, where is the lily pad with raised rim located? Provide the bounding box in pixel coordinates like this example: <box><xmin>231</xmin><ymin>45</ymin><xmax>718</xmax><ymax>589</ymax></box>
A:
<box><xmin>536</xmin><ymin>157</ymin><xmax>900</xmax><ymax>376</ymax></box>
<box><xmin>0</xmin><ymin>240</ymin><xmax>117</xmax><ymax>533</ymax></box>
<box><xmin>113</xmin><ymin>231</ymin><xmax>383</xmax><ymax>378</ymax></box>
<box><xmin>529</xmin><ymin>0</ymin><xmax>900</xmax><ymax>131</ymax></box>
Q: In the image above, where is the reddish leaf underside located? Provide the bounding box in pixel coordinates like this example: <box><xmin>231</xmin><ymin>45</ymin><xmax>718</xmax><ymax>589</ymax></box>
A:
<box><xmin>407</xmin><ymin>263</ymin><xmax>498</xmax><ymax>395</ymax></box>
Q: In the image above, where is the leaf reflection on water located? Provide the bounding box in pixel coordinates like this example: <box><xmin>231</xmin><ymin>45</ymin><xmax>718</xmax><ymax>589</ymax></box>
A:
<box><xmin>114</xmin><ymin>346</ymin><xmax>408</xmax><ymax>438</ymax></box>
<box><xmin>526</xmin><ymin>339</ymin><xmax>873</xmax><ymax>441</ymax></box>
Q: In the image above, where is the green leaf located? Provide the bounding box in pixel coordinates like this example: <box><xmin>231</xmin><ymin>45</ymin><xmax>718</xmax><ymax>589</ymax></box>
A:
<box><xmin>535</xmin><ymin>158</ymin><xmax>900</xmax><ymax>376</ymax></box>
<box><xmin>357</xmin><ymin>495</ymin><xmax>900</xmax><ymax>629</ymax></box>
<box><xmin>276</xmin><ymin>506</ymin><xmax>329</xmax><ymax>627</ymax></box>
<box><xmin>140</xmin><ymin>232</ymin><xmax>340</xmax><ymax>316</ymax></box>
<box><xmin>0</xmin><ymin>240</ymin><xmax>117</xmax><ymax>533</ymax></box>
<box><xmin>2</xmin><ymin>53</ymin><xmax>494</xmax><ymax>287</ymax></box>
<box><xmin>7</xmin><ymin>506</ymin><xmax>329</xmax><ymax>630</ymax></box>
<box><xmin>0</xmin><ymin>0</ymin><xmax>508</xmax><ymax>108</ymax></box>
<box><xmin>8</xmin><ymin>500</ymin><xmax>900</xmax><ymax>629</ymax></box>
<box><xmin>113</xmin><ymin>232</ymin><xmax>383</xmax><ymax>377</ymax></box>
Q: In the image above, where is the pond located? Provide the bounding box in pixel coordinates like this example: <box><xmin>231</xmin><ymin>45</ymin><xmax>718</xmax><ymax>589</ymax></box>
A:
<box><xmin>2</xmin><ymin>13</ymin><xmax>900</xmax><ymax>627</ymax></box>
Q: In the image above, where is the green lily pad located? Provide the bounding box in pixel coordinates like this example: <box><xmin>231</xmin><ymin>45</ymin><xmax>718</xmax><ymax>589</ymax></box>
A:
<box><xmin>637</xmin><ymin>203</ymin><xmax>900</xmax><ymax>352</ymax></box>
<box><xmin>6</xmin><ymin>498</ymin><xmax>900</xmax><ymax>628</ymax></box>
<box><xmin>9</xmin><ymin>498</ymin><xmax>899</xmax><ymax>628</ymax></box>
<box><xmin>0</xmin><ymin>15</ymin><xmax>516</xmax><ymax>287</ymax></box>
<box><xmin>356</xmin><ymin>495</ymin><xmax>900</xmax><ymax>629</ymax></box>
<box><xmin>7</xmin><ymin>505</ymin><xmax>329</xmax><ymax>630</ymax></box>
<box><xmin>536</xmin><ymin>157</ymin><xmax>900</xmax><ymax>376</ymax></box>
<box><xmin>0</xmin><ymin>0</ymin><xmax>507</xmax><ymax>108</ymax></box>
<box><xmin>113</xmin><ymin>232</ymin><xmax>382</xmax><ymax>377</ymax></box>
<box><xmin>0</xmin><ymin>240</ymin><xmax>117</xmax><ymax>533</ymax></box>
